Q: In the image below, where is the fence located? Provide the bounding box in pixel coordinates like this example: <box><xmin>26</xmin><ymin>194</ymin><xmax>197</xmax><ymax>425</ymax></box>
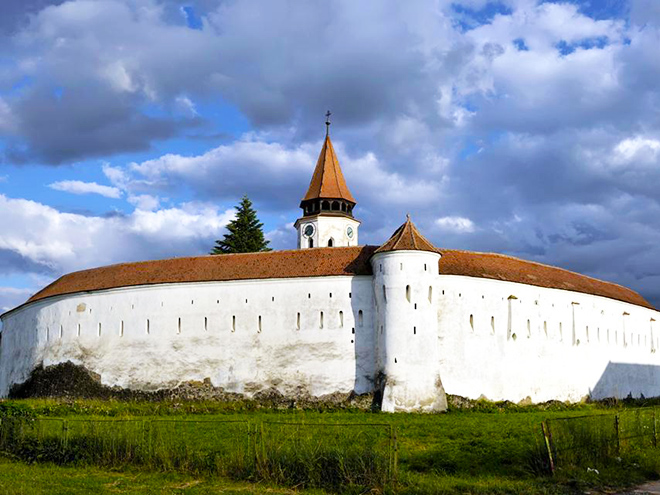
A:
<box><xmin>541</xmin><ymin>408</ymin><xmax>658</xmax><ymax>472</ymax></box>
<box><xmin>0</xmin><ymin>417</ymin><xmax>397</xmax><ymax>490</ymax></box>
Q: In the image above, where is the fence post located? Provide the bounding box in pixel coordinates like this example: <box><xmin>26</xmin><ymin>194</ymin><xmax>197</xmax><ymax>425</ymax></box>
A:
<box><xmin>541</xmin><ymin>421</ymin><xmax>555</xmax><ymax>475</ymax></box>
<box><xmin>654</xmin><ymin>409</ymin><xmax>658</xmax><ymax>448</ymax></box>
<box><xmin>614</xmin><ymin>414</ymin><xmax>621</xmax><ymax>455</ymax></box>
<box><xmin>63</xmin><ymin>420</ymin><xmax>69</xmax><ymax>450</ymax></box>
<box><xmin>392</xmin><ymin>426</ymin><xmax>398</xmax><ymax>483</ymax></box>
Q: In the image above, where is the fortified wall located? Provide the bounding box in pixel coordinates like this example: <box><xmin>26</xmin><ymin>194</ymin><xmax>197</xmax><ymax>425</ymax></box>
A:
<box><xmin>2</xmin><ymin>130</ymin><xmax>659</xmax><ymax>412</ymax></box>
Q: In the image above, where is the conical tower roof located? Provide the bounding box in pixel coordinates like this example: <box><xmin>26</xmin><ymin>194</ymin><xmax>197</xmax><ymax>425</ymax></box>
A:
<box><xmin>374</xmin><ymin>216</ymin><xmax>440</xmax><ymax>254</ymax></box>
<box><xmin>300</xmin><ymin>134</ymin><xmax>356</xmax><ymax>206</ymax></box>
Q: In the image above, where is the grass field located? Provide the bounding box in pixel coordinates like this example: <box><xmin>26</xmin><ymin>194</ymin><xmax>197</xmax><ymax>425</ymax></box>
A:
<box><xmin>2</xmin><ymin>399</ymin><xmax>660</xmax><ymax>494</ymax></box>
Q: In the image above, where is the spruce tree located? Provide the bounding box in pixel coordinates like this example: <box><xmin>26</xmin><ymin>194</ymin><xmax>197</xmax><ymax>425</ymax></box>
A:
<box><xmin>211</xmin><ymin>195</ymin><xmax>271</xmax><ymax>254</ymax></box>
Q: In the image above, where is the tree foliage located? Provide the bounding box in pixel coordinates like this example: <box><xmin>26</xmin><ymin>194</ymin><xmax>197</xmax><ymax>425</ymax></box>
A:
<box><xmin>211</xmin><ymin>195</ymin><xmax>271</xmax><ymax>254</ymax></box>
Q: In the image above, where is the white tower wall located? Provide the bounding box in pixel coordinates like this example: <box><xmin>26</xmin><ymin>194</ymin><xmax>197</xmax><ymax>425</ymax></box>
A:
<box><xmin>371</xmin><ymin>250</ymin><xmax>447</xmax><ymax>412</ymax></box>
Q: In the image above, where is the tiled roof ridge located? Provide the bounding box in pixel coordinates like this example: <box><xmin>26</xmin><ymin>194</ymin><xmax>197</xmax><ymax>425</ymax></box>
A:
<box><xmin>3</xmin><ymin>245</ymin><xmax>655</xmax><ymax>318</ymax></box>
<box><xmin>440</xmin><ymin>248</ymin><xmax>639</xmax><ymax>296</ymax></box>
<box><xmin>41</xmin><ymin>245</ymin><xmax>366</xmax><ymax>278</ymax></box>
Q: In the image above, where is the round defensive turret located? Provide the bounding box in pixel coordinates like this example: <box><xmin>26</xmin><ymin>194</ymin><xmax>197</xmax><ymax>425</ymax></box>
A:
<box><xmin>370</xmin><ymin>217</ymin><xmax>447</xmax><ymax>412</ymax></box>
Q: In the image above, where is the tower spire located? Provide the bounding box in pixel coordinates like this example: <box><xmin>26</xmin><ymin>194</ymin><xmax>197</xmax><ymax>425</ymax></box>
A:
<box><xmin>325</xmin><ymin>110</ymin><xmax>331</xmax><ymax>136</ymax></box>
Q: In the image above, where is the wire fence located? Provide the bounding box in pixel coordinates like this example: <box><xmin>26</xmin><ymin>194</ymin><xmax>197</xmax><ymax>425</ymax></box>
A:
<box><xmin>0</xmin><ymin>416</ymin><xmax>397</xmax><ymax>490</ymax></box>
<box><xmin>541</xmin><ymin>408</ymin><xmax>659</xmax><ymax>473</ymax></box>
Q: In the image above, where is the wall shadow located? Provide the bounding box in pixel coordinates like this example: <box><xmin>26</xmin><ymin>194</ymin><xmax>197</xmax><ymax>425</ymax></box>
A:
<box><xmin>351</xmin><ymin>277</ymin><xmax>376</xmax><ymax>402</ymax></box>
<box><xmin>591</xmin><ymin>361</ymin><xmax>660</xmax><ymax>400</ymax></box>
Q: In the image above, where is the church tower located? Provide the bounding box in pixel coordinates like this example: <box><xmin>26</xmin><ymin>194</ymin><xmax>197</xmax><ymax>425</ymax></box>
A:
<box><xmin>294</xmin><ymin>115</ymin><xmax>360</xmax><ymax>248</ymax></box>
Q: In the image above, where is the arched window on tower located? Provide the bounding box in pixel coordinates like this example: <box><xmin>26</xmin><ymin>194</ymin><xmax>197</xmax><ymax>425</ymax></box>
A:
<box><xmin>331</xmin><ymin>201</ymin><xmax>340</xmax><ymax>210</ymax></box>
<box><xmin>341</xmin><ymin>203</ymin><xmax>347</xmax><ymax>212</ymax></box>
<box><xmin>308</xmin><ymin>238</ymin><xmax>314</xmax><ymax>248</ymax></box>
<box><xmin>322</xmin><ymin>201</ymin><xmax>330</xmax><ymax>210</ymax></box>
<box><xmin>328</xmin><ymin>238</ymin><xmax>334</xmax><ymax>247</ymax></box>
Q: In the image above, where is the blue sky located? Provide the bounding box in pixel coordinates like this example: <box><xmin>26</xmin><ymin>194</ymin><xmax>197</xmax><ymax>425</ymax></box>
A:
<box><xmin>2</xmin><ymin>0</ymin><xmax>660</xmax><ymax>315</ymax></box>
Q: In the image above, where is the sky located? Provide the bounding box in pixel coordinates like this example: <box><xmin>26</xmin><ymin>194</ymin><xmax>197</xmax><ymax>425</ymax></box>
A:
<box><xmin>2</xmin><ymin>0</ymin><xmax>660</xmax><ymax>316</ymax></box>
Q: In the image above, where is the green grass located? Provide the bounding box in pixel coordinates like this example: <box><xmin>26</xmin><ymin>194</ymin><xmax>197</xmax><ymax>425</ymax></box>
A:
<box><xmin>3</xmin><ymin>398</ymin><xmax>660</xmax><ymax>494</ymax></box>
<box><xmin>0</xmin><ymin>456</ymin><xmax>321</xmax><ymax>494</ymax></box>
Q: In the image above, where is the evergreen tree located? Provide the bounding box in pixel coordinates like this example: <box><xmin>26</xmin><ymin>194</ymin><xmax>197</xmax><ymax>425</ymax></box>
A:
<box><xmin>211</xmin><ymin>195</ymin><xmax>271</xmax><ymax>254</ymax></box>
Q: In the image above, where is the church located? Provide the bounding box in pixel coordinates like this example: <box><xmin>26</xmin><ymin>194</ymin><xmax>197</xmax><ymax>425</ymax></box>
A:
<box><xmin>1</xmin><ymin>128</ymin><xmax>660</xmax><ymax>412</ymax></box>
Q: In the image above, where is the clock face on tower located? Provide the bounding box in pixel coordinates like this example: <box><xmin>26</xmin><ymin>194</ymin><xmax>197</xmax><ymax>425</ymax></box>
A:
<box><xmin>303</xmin><ymin>224</ymin><xmax>315</xmax><ymax>238</ymax></box>
<box><xmin>346</xmin><ymin>226</ymin><xmax>354</xmax><ymax>239</ymax></box>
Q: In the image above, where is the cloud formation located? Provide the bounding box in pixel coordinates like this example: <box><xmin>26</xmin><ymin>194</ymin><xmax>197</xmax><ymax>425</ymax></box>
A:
<box><xmin>2</xmin><ymin>0</ymin><xmax>660</xmax><ymax>311</ymax></box>
<box><xmin>49</xmin><ymin>180</ymin><xmax>122</xmax><ymax>198</ymax></box>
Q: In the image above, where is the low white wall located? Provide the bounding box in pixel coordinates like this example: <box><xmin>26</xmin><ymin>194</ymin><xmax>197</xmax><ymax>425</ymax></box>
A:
<box><xmin>2</xmin><ymin>268</ymin><xmax>660</xmax><ymax>406</ymax></box>
<box><xmin>0</xmin><ymin>276</ymin><xmax>375</xmax><ymax>398</ymax></box>
<box><xmin>436</xmin><ymin>275</ymin><xmax>660</xmax><ymax>403</ymax></box>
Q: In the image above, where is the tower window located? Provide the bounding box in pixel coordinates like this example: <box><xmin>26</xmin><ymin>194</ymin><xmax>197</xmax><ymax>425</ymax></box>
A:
<box><xmin>331</xmin><ymin>201</ymin><xmax>340</xmax><ymax>210</ymax></box>
<box><xmin>308</xmin><ymin>238</ymin><xmax>314</xmax><ymax>248</ymax></box>
<box><xmin>328</xmin><ymin>238</ymin><xmax>334</xmax><ymax>247</ymax></box>
<box><xmin>322</xmin><ymin>201</ymin><xmax>330</xmax><ymax>210</ymax></box>
<box><xmin>358</xmin><ymin>310</ymin><xmax>364</xmax><ymax>327</ymax></box>
<box><xmin>406</xmin><ymin>285</ymin><xmax>411</xmax><ymax>303</ymax></box>
<box><xmin>341</xmin><ymin>203</ymin><xmax>347</xmax><ymax>212</ymax></box>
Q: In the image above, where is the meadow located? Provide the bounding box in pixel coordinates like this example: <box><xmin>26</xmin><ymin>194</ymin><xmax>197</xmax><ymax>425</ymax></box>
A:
<box><xmin>1</xmin><ymin>398</ymin><xmax>660</xmax><ymax>494</ymax></box>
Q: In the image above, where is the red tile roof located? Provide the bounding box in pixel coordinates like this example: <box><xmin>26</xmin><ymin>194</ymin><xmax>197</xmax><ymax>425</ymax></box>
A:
<box><xmin>3</xmin><ymin>245</ymin><xmax>653</xmax><ymax>314</ymax></box>
<box><xmin>301</xmin><ymin>135</ymin><xmax>356</xmax><ymax>204</ymax></box>
<box><xmin>374</xmin><ymin>217</ymin><xmax>440</xmax><ymax>254</ymax></box>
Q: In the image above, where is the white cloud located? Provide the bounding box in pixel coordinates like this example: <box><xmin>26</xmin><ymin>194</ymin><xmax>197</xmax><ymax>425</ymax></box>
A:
<box><xmin>0</xmin><ymin>194</ymin><xmax>235</xmax><ymax>280</ymax></box>
<box><xmin>613</xmin><ymin>137</ymin><xmax>660</xmax><ymax>165</ymax></box>
<box><xmin>435</xmin><ymin>216</ymin><xmax>476</xmax><ymax>233</ymax></box>
<box><xmin>49</xmin><ymin>180</ymin><xmax>122</xmax><ymax>198</ymax></box>
<box><xmin>0</xmin><ymin>287</ymin><xmax>33</xmax><ymax>313</ymax></box>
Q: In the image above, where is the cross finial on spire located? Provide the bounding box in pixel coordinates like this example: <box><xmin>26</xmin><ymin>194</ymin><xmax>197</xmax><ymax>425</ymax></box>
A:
<box><xmin>325</xmin><ymin>110</ymin><xmax>332</xmax><ymax>136</ymax></box>
<box><xmin>406</xmin><ymin>213</ymin><xmax>411</xmax><ymax>221</ymax></box>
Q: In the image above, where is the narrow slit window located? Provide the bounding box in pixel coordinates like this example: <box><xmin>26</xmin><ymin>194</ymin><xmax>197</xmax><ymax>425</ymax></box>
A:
<box><xmin>59</xmin><ymin>325</ymin><xmax>63</xmax><ymax>338</ymax></box>
<box><xmin>320</xmin><ymin>311</ymin><xmax>324</xmax><ymax>329</ymax></box>
<box><xmin>177</xmin><ymin>318</ymin><xmax>182</xmax><ymax>334</ymax></box>
<box><xmin>413</xmin><ymin>326</ymin><xmax>417</xmax><ymax>335</ymax></box>
<box><xmin>491</xmin><ymin>316</ymin><xmax>495</xmax><ymax>334</ymax></box>
<box><xmin>120</xmin><ymin>320</ymin><xmax>124</xmax><ymax>337</ymax></box>
<box><xmin>258</xmin><ymin>315</ymin><xmax>262</xmax><ymax>333</ymax></box>
<box><xmin>527</xmin><ymin>319</ymin><xmax>531</xmax><ymax>337</ymax></box>
<box><xmin>146</xmin><ymin>319</ymin><xmax>150</xmax><ymax>335</ymax></box>
<box><xmin>46</xmin><ymin>326</ymin><xmax>50</xmax><ymax>340</ymax></box>
<box><xmin>77</xmin><ymin>323</ymin><xmax>81</xmax><ymax>337</ymax></box>
<box><xmin>382</xmin><ymin>285</ymin><xmax>387</xmax><ymax>302</ymax></box>
<box><xmin>232</xmin><ymin>316</ymin><xmax>236</xmax><ymax>332</ymax></box>
<box><xmin>296</xmin><ymin>313</ymin><xmax>301</xmax><ymax>331</ymax></box>
<box><xmin>98</xmin><ymin>322</ymin><xmax>102</xmax><ymax>337</ymax></box>
<box><xmin>339</xmin><ymin>311</ymin><xmax>344</xmax><ymax>328</ymax></box>
<box><xmin>400</xmin><ymin>263</ymin><xmax>403</xmax><ymax>270</ymax></box>
<box><xmin>406</xmin><ymin>285</ymin><xmax>411</xmax><ymax>303</ymax></box>
<box><xmin>543</xmin><ymin>321</ymin><xmax>547</xmax><ymax>337</ymax></box>
<box><xmin>358</xmin><ymin>310</ymin><xmax>364</xmax><ymax>327</ymax></box>
<box><xmin>424</xmin><ymin>263</ymin><xmax>427</xmax><ymax>271</ymax></box>
<box><xmin>204</xmin><ymin>317</ymin><xmax>208</xmax><ymax>332</ymax></box>
<box><xmin>470</xmin><ymin>314</ymin><xmax>474</xmax><ymax>330</ymax></box>
<box><xmin>428</xmin><ymin>286</ymin><xmax>432</xmax><ymax>303</ymax></box>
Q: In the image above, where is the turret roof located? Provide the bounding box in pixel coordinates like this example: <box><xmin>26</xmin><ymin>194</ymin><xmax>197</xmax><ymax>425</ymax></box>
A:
<box><xmin>374</xmin><ymin>216</ymin><xmax>440</xmax><ymax>254</ymax></box>
<box><xmin>301</xmin><ymin>135</ymin><xmax>356</xmax><ymax>205</ymax></box>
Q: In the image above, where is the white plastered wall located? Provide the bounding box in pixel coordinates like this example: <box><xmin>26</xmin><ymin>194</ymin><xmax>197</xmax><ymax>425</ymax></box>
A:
<box><xmin>0</xmin><ymin>276</ymin><xmax>374</xmax><ymax>398</ymax></box>
<box><xmin>436</xmin><ymin>275</ymin><xmax>660</xmax><ymax>403</ymax></box>
<box><xmin>296</xmin><ymin>215</ymin><xmax>360</xmax><ymax>248</ymax></box>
